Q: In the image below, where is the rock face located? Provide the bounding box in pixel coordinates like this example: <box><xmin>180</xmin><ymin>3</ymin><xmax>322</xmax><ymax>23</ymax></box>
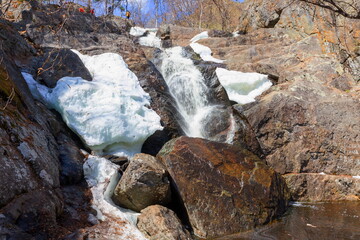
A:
<box><xmin>137</xmin><ymin>205</ymin><xmax>193</xmax><ymax>240</ymax></box>
<box><xmin>157</xmin><ymin>137</ymin><xmax>289</xmax><ymax>239</ymax></box>
<box><xmin>112</xmin><ymin>154</ymin><xmax>171</xmax><ymax>212</ymax></box>
<box><xmin>31</xmin><ymin>48</ymin><xmax>92</xmax><ymax>88</ymax></box>
<box><xmin>284</xmin><ymin>174</ymin><xmax>360</xmax><ymax>201</ymax></box>
<box><xmin>192</xmin><ymin>0</ymin><xmax>360</xmax><ymax>201</ymax></box>
<box><xmin>0</xmin><ymin>17</ymin><xmax>86</xmax><ymax>238</ymax></box>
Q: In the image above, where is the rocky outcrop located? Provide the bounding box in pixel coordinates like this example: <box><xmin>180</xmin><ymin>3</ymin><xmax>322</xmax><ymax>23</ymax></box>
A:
<box><xmin>30</xmin><ymin>48</ymin><xmax>92</xmax><ymax>88</ymax></box>
<box><xmin>112</xmin><ymin>154</ymin><xmax>171</xmax><ymax>212</ymax></box>
<box><xmin>192</xmin><ymin>0</ymin><xmax>360</xmax><ymax>201</ymax></box>
<box><xmin>10</xmin><ymin>2</ymin><xmax>181</xmax><ymax>155</ymax></box>
<box><xmin>0</xmin><ymin>19</ymin><xmax>79</xmax><ymax>238</ymax></box>
<box><xmin>137</xmin><ymin>205</ymin><xmax>193</xmax><ymax>240</ymax></box>
<box><xmin>157</xmin><ymin>136</ymin><xmax>289</xmax><ymax>239</ymax></box>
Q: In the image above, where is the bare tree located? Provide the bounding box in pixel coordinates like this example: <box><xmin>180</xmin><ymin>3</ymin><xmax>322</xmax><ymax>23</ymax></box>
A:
<box><xmin>300</xmin><ymin>0</ymin><xmax>360</xmax><ymax>19</ymax></box>
<box><xmin>128</xmin><ymin>0</ymin><xmax>151</xmax><ymax>26</ymax></box>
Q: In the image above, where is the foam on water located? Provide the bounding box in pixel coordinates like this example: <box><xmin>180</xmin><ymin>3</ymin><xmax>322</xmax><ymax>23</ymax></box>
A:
<box><xmin>215</xmin><ymin>67</ymin><xmax>272</xmax><ymax>104</ymax></box>
<box><xmin>22</xmin><ymin>50</ymin><xmax>162</xmax><ymax>157</ymax></box>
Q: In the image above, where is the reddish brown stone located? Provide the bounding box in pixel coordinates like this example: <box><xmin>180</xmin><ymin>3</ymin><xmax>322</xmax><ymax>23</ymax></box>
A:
<box><xmin>137</xmin><ymin>205</ymin><xmax>193</xmax><ymax>240</ymax></box>
<box><xmin>157</xmin><ymin>137</ymin><xmax>289</xmax><ymax>239</ymax></box>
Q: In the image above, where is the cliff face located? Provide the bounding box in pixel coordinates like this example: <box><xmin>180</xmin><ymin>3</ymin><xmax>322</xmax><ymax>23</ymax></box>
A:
<box><xmin>198</xmin><ymin>0</ymin><xmax>360</xmax><ymax>201</ymax></box>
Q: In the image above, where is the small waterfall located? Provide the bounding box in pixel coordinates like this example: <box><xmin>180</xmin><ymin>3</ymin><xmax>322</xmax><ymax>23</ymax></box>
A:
<box><xmin>157</xmin><ymin>46</ymin><xmax>230</xmax><ymax>140</ymax></box>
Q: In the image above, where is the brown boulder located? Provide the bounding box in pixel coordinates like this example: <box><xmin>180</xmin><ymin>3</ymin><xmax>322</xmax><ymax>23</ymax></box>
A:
<box><xmin>137</xmin><ymin>205</ymin><xmax>193</xmax><ymax>240</ymax></box>
<box><xmin>112</xmin><ymin>154</ymin><xmax>171</xmax><ymax>212</ymax></box>
<box><xmin>157</xmin><ymin>137</ymin><xmax>289</xmax><ymax>239</ymax></box>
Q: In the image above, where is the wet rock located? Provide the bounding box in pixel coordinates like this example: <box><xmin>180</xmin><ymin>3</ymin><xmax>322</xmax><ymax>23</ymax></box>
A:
<box><xmin>112</xmin><ymin>153</ymin><xmax>171</xmax><ymax>212</ymax></box>
<box><xmin>157</xmin><ymin>137</ymin><xmax>289</xmax><ymax>239</ymax></box>
<box><xmin>157</xmin><ymin>25</ymin><xmax>173</xmax><ymax>48</ymax></box>
<box><xmin>284</xmin><ymin>174</ymin><xmax>360</xmax><ymax>201</ymax></box>
<box><xmin>124</xmin><ymin>49</ymin><xmax>181</xmax><ymax>154</ymax></box>
<box><xmin>137</xmin><ymin>205</ymin><xmax>193</xmax><ymax>240</ymax></box>
<box><xmin>31</xmin><ymin>48</ymin><xmax>92</xmax><ymax>88</ymax></box>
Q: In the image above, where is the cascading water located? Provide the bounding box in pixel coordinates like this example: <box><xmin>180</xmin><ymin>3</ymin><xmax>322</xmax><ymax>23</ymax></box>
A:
<box><xmin>157</xmin><ymin>46</ymin><xmax>224</xmax><ymax>139</ymax></box>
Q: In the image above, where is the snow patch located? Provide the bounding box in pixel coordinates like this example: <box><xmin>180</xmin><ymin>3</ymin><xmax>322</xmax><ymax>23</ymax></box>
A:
<box><xmin>130</xmin><ymin>26</ymin><xmax>148</xmax><ymax>37</ymax></box>
<box><xmin>22</xmin><ymin>51</ymin><xmax>162</xmax><ymax>157</ymax></box>
<box><xmin>232</xmin><ymin>31</ymin><xmax>240</xmax><ymax>37</ymax></box>
<box><xmin>215</xmin><ymin>68</ymin><xmax>272</xmax><ymax>104</ymax></box>
<box><xmin>353</xmin><ymin>176</ymin><xmax>360</xmax><ymax>179</ymax></box>
<box><xmin>190</xmin><ymin>43</ymin><xmax>224</xmax><ymax>63</ymax></box>
<box><xmin>83</xmin><ymin>155</ymin><xmax>146</xmax><ymax>239</ymax></box>
<box><xmin>190</xmin><ymin>31</ymin><xmax>209</xmax><ymax>43</ymax></box>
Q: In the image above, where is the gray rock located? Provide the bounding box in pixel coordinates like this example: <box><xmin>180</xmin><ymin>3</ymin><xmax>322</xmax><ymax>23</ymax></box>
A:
<box><xmin>31</xmin><ymin>48</ymin><xmax>92</xmax><ymax>88</ymax></box>
<box><xmin>137</xmin><ymin>205</ymin><xmax>193</xmax><ymax>240</ymax></box>
<box><xmin>112</xmin><ymin>153</ymin><xmax>171</xmax><ymax>212</ymax></box>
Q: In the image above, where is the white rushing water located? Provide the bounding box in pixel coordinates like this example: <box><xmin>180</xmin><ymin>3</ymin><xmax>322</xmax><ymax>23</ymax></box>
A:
<box><xmin>130</xmin><ymin>27</ymin><xmax>161</xmax><ymax>48</ymax></box>
<box><xmin>158</xmin><ymin>46</ymin><xmax>214</xmax><ymax>138</ymax></box>
<box><xmin>22</xmin><ymin>50</ymin><xmax>162</xmax><ymax>157</ymax></box>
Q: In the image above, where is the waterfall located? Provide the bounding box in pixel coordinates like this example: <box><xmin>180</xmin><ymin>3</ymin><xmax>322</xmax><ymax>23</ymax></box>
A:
<box><xmin>156</xmin><ymin>46</ymin><xmax>231</xmax><ymax>140</ymax></box>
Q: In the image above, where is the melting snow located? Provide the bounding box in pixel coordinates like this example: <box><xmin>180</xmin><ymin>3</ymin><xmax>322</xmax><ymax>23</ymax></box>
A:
<box><xmin>83</xmin><ymin>154</ymin><xmax>146</xmax><ymax>239</ymax></box>
<box><xmin>190</xmin><ymin>31</ymin><xmax>209</xmax><ymax>43</ymax></box>
<box><xmin>190</xmin><ymin>42</ymin><xmax>224</xmax><ymax>63</ymax></box>
<box><xmin>22</xmin><ymin>50</ymin><xmax>162</xmax><ymax>157</ymax></box>
<box><xmin>215</xmin><ymin>68</ymin><xmax>272</xmax><ymax>104</ymax></box>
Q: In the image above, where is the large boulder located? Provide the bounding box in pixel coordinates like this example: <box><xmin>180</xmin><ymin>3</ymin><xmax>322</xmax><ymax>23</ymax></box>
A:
<box><xmin>137</xmin><ymin>205</ymin><xmax>193</xmax><ymax>240</ymax></box>
<box><xmin>112</xmin><ymin>154</ymin><xmax>171</xmax><ymax>212</ymax></box>
<box><xmin>157</xmin><ymin>137</ymin><xmax>289</xmax><ymax>239</ymax></box>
